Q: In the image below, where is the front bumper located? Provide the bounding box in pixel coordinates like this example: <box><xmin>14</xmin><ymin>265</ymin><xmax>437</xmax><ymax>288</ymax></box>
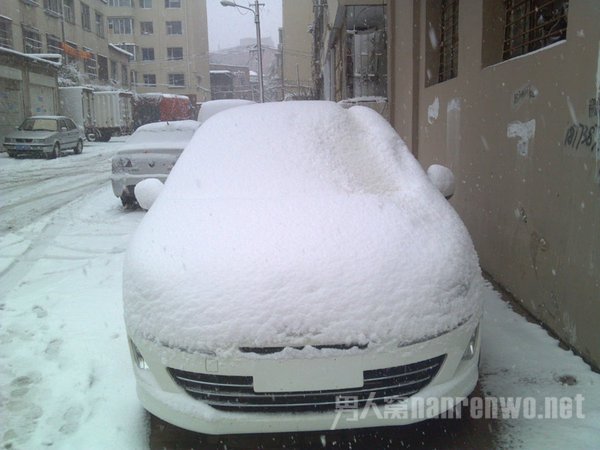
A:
<box><xmin>128</xmin><ymin>317</ymin><xmax>481</xmax><ymax>435</ymax></box>
<box><xmin>4</xmin><ymin>143</ymin><xmax>53</xmax><ymax>157</ymax></box>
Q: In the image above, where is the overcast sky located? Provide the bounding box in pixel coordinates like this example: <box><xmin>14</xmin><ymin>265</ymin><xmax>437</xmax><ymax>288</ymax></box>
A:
<box><xmin>206</xmin><ymin>0</ymin><xmax>283</xmax><ymax>51</ymax></box>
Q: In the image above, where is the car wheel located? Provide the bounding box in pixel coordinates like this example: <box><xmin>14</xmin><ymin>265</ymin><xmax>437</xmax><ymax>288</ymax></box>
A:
<box><xmin>74</xmin><ymin>139</ymin><xmax>83</xmax><ymax>154</ymax></box>
<box><xmin>47</xmin><ymin>142</ymin><xmax>60</xmax><ymax>159</ymax></box>
<box><xmin>7</xmin><ymin>151</ymin><xmax>15</xmax><ymax>158</ymax></box>
<box><xmin>120</xmin><ymin>194</ymin><xmax>138</xmax><ymax>209</ymax></box>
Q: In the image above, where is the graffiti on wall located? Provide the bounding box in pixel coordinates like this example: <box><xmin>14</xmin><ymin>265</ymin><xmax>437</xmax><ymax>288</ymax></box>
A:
<box><xmin>563</xmin><ymin>122</ymin><xmax>597</xmax><ymax>153</ymax></box>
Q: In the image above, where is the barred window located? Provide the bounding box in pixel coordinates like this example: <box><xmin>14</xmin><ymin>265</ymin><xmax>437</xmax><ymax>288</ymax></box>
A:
<box><xmin>0</xmin><ymin>17</ymin><xmax>13</xmax><ymax>49</ymax></box>
<box><xmin>165</xmin><ymin>0</ymin><xmax>181</xmax><ymax>8</ymax></box>
<box><xmin>46</xmin><ymin>33</ymin><xmax>61</xmax><ymax>54</ymax></box>
<box><xmin>168</xmin><ymin>73</ymin><xmax>185</xmax><ymax>87</ymax></box>
<box><xmin>438</xmin><ymin>0</ymin><xmax>459</xmax><ymax>83</ymax></box>
<box><xmin>22</xmin><ymin>26</ymin><xmax>42</xmax><ymax>54</ymax></box>
<box><xmin>167</xmin><ymin>47</ymin><xmax>183</xmax><ymax>60</ymax></box>
<box><xmin>109</xmin><ymin>0</ymin><xmax>132</xmax><ymax>6</ymax></box>
<box><xmin>84</xmin><ymin>47</ymin><xmax>97</xmax><ymax>78</ymax></box>
<box><xmin>503</xmin><ymin>0</ymin><xmax>568</xmax><ymax>60</ymax></box>
<box><xmin>140</xmin><ymin>0</ymin><xmax>152</xmax><ymax>7</ymax></box>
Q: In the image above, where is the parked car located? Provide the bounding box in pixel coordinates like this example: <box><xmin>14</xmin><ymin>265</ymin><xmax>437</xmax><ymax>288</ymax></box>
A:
<box><xmin>3</xmin><ymin>116</ymin><xmax>84</xmax><ymax>159</ymax></box>
<box><xmin>124</xmin><ymin>101</ymin><xmax>484</xmax><ymax>434</ymax></box>
<box><xmin>111</xmin><ymin>120</ymin><xmax>200</xmax><ymax>208</ymax></box>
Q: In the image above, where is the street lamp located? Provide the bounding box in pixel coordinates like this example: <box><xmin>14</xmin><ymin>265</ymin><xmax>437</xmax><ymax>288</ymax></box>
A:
<box><xmin>220</xmin><ymin>0</ymin><xmax>265</xmax><ymax>102</ymax></box>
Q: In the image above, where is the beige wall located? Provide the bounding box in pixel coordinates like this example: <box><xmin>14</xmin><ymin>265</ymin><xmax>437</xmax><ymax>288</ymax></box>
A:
<box><xmin>282</xmin><ymin>0</ymin><xmax>313</xmax><ymax>97</ymax></box>
<box><xmin>390</xmin><ymin>0</ymin><xmax>600</xmax><ymax>369</ymax></box>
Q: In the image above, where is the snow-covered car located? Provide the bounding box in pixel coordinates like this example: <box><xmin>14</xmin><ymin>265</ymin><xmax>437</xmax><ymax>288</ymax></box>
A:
<box><xmin>123</xmin><ymin>101</ymin><xmax>484</xmax><ymax>434</ymax></box>
<box><xmin>110</xmin><ymin>120</ymin><xmax>201</xmax><ymax>207</ymax></box>
<box><xmin>3</xmin><ymin>116</ymin><xmax>84</xmax><ymax>159</ymax></box>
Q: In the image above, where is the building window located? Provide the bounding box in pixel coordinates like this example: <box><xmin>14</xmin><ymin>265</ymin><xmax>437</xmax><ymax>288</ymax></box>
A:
<box><xmin>109</xmin><ymin>0</ymin><xmax>132</xmax><ymax>6</ymax></box>
<box><xmin>165</xmin><ymin>0</ymin><xmax>181</xmax><ymax>8</ymax></box>
<box><xmin>438</xmin><ymin>0</ymin><xmax>459</xmax><ymax>83</ymax></box>
<box><xmin>142</xmin><ymin>47</ymin><xmax>155</xmax><ymax>61</ymax></box>
<box><xmin>111</xmin><ymin>60</ymin><xmax>118</xmax><ymax>81</ymax></box>
<box><xmin>140</xmin><ymin>21</ymin><xmax>153</xmax><ymax>35</ymax></box>
<box><xmin>84</xmin><ymin>48</ymin><xmax>97</xmax><ymax>79</ymax></box>
<box><xmin>0</xmin><ymin>17</ymin><xmax>13</xmax><ymax>49</ymax></box>
<box><xmin>95</xmin><ymin>12</ymin><xmax>105</xmax><ymax>37</ymax></box>
<box><xmin>46</xmin><ymin>33</ymin><xmax>61</xmax><ymax>54</ymax></box>
<box><xmin>43</xmin><ymin>0</ymin><xmax>62</xmax><ymax>17</ymax></box>
<box><xmin>108</xmin><ymin>17</ymin><xmax>133</xmax><ymax>34</ymax></box>
<box><xmin>167</xmin><ymin>47</ymin><xmax>183</xmax><ymax>60</ymax></box>
<box><xmin>168</xmin><ymin>73</ymin><xmax>185</xmax><ymax>87</ymax></box>
<box><xmin>98</xmin><ymin>54</ymin><xmax>108</xmax><ymax>81</ymax></box>
<box><xmin>63</xmin><ymin>0</ymin><xmax>75</xmax><ymax>23</ymax></box>
<box><xmin>81</xmin><ymin>3</ymin><xmax>91</xmax><ymax>31</ymax></box>
<box><xmin>503</xmin><ymin>0</ymin><xmax>568</xmax><ymax>60</ymax></box>
<box><xmin>22</xmin><ymin>26</ymin><xmax>42</xmax><ymax>54</ymax></box>
<box><xmin>64</xmin><ymin>41</ymin><xmax>78</xmax><ymax>64</ymax></box>
<box><xmin>122</xmin><ymin>65</ymin><xmax>129</xmax><ymax>85</ymax></box>
<box><xmin>116</xmin><ymin>43</ymin><xmax>137</xmax><ymax>61</ymax></box>
<box><xmin>140</xmin><ymin>0</ymin><xmax>152</xmax><ymax>7</ymax></box>
<box><xmin>143</xmin><ymin>74</ymin><xmax>157</xmax><ymax>86</ymax></box>
<box><xmin>166</xmin><ymin>21</ymin><xmax>182</xmax><ymax>35</ymax></box>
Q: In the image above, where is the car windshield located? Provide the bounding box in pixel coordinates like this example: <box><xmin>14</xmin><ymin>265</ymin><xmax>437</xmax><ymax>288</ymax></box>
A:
<box><xmin>19</xmin><ymin>118</ymin><xmax>58</xmax><ymax>132</ymax></box>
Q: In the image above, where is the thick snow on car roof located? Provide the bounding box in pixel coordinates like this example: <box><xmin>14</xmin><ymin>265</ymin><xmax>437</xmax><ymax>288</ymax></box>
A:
<box><xmin>118</xmin><ymin>120</ymin><xmax>200</xmax><ymax>151</ymax></box>
<box><xmin>124</xmin><ymin>101</ymin><xmax>483</xmax><ymax>354</ymax></box>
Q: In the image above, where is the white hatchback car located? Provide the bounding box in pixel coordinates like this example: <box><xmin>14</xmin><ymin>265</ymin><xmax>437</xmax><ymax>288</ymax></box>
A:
<box><xmin>110</xmin><ymin>120</ymin><xmax>200</xmax><ymax>207</ymax></box>
<box><xmin>123</xmin><ymin>101</ymin><xmax>483</xmax><ymax>434</ymax></box>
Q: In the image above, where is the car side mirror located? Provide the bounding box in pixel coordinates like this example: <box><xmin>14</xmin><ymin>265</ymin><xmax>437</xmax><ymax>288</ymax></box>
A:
<box><xmin>134</xmin><ymin>178</ymin><xmax>164</xmax><ymax>210</ymax></box>
<box><xmin>427</xmin><ymin>164</ymin><xmax>455</xmax><ymax>200</ymax></box>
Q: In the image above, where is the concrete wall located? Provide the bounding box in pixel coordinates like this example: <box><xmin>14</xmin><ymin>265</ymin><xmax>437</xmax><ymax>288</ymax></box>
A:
<box><xmin>389</xmin><ymin>0</ymin><xmax>600</xmax><ymax>369</ymax></box>
<box><xmin>282</xmin><ymin>0</ymin><xmax>313</xmax><ymax>98</ymax></box>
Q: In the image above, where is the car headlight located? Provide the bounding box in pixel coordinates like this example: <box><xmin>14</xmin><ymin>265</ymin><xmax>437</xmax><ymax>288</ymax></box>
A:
<box><xmin>461</xmin><ymin>324</ymin><xmax>479</xmax><ymax>361</ymax></box>
<box><xmin>129</xmin><ymin>339</ymin><xmax>149</xmax><ymax>370</ymax></box>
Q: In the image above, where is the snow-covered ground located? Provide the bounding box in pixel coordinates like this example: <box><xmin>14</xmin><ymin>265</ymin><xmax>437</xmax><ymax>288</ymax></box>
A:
<box><xmin>0</xmin><ymin>142</ymin><xmax>598</xmax><ymax>449</ymax></box>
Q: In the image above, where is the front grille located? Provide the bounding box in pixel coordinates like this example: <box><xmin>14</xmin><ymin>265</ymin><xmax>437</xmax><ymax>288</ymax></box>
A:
<box><xmin>168</xmin><ymin>354</ymin><xmax>446</xmax><ymax>413</ymax></box>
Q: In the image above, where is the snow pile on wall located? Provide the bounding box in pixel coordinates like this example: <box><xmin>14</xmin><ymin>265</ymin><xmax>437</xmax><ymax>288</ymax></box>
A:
<box><xmin>123</xmin><ymin>101</ymin><xmax>483</xmax><ymax>355</ymax></box>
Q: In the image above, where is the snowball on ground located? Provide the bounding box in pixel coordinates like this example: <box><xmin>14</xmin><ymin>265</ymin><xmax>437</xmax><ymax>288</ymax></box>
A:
<box><xmin>123</xmin><ymin>101</ymin><xmax>483</xmax><ymax>355</ymax></box>
<box><xmin>135</xmin><ymin>178</ymin><xmax>164</xmax><ymax>210</ymax></box>
<box><xmin>427</xmin><ymin>164</ymin><xmax>455</xmax><ymax>198</ymax></box>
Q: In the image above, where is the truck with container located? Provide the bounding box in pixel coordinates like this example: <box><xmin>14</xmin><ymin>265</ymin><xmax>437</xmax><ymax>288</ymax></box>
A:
<box><xmin>92</xmin><ymin>90</ymin><xmax>134</xmax><ymax>141</ymax></box>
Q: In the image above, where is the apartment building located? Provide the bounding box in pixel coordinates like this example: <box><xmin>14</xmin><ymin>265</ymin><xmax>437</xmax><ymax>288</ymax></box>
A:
<box><xmin>0</xmin><ymin>0</ymin><xmax>131</xmax><ymax>87</ymax></box>
<box><xmin>313</xmin><ymin>0</ymin><xmax>600</xmax><ymax>370</ymax></box>
<box><xmin>0</xmin><ymin>0</ymin><xmax>210</xmax><ymax>101</ymax></box>
<box><xmin>281</xmin><ymin>0</ymin><xmax>313</xmax><ymax>99</ymax></box>
<box><xmin>108</xmin><ymin>0</ymin><xmax>210</xmax><ymax>102</ymax></box>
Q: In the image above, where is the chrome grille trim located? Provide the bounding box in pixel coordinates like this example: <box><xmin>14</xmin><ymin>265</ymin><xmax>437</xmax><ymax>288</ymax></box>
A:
<box><xmin>168</xmin><ymin>354</ymin><xmax>446</xmax><ymax>413</ymax></box>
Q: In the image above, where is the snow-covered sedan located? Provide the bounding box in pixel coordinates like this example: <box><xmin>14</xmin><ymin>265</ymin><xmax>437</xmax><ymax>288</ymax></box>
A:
<box><xmin>110</xmin><ymin>120</ymin><xmax>200</xmax><ymax>208</ymax></box>
<box><xmin>123</xmin><ymin>101</ymin><xmax>484</xmax><ymax>434</ymax></box>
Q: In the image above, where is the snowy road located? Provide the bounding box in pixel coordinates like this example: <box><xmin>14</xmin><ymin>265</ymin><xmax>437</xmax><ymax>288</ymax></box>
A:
<box><xmin>0</xmin><ymin>142</ymin><xmax>598</xmax><ymax>449</ymax></box>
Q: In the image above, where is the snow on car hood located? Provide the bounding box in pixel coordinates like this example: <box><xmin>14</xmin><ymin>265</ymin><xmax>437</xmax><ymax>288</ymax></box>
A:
<box><xmin>123</xmin><ymin>101</ymin><xmax>483</xmax><ymax>354</ymax></box>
